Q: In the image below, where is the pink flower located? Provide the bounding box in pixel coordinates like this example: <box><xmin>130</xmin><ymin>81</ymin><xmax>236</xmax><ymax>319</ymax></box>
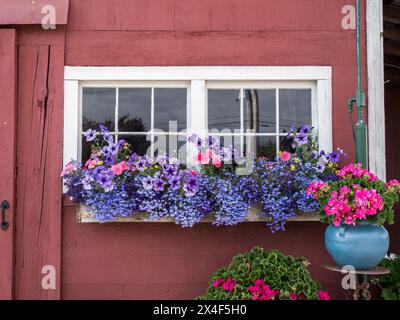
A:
<box><xmin>193</xmin><ymin>151</ymin><xmax>210</xmax><ymax>165</ymax></box>
<box><xmin>212</xmin><ymin>278</ymin><xmax>224</xmax><ymax>288</ymax></box>
<box><xmin>317</xmin><ymin>290</ymin><xmax>330</xmax><ymax>300</ymax></box>
<box><xmin>60</xmin><ymin>161</ymin><xmax>77</xmax><ymax>177</ymax></box>
<box><xmin>191</xmin><ymin>170</ymin><xmax>198</xmax><ymax>176</ymax></box>
<box><xmin>111</xmin><ymin>161</ymin><xmax>129</xmax><ymax>176</ymax></box>
<box><xmin>85</xmin><ymin>159</ymin><xmax>97</xmax><ymax>169</ymax></box>
<box><xmin>280</xmin><ymin>151</ymin><xmax>291</xmax><ymax>162</ymax></box>
<box><xmin>289</xmin><ymin>293</ymin><xmax>298</xmax><ymax>300</ymax></box>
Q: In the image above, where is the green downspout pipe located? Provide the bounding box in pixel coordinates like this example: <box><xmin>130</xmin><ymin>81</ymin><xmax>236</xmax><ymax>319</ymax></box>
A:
<box><xmin>348</xmin><ymin>0</ymin><xmax>368</xmax><ymax>168</ymax></box>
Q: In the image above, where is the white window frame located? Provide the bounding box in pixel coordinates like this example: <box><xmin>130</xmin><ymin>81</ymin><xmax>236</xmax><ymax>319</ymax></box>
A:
<box><xmin>63</xmin><ymin>66</ymin><xmax>332</xmax><ymax>168</ymax></box>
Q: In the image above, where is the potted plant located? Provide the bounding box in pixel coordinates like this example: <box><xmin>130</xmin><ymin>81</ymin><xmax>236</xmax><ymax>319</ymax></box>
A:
<box><xmin>308</xmin><ymin>164</ymin><xmax>400</xmax><ymax>270</ymax></box>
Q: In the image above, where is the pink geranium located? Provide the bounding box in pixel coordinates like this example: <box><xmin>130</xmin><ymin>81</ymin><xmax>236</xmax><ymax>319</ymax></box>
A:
<box><xmin>60</xmin><ymin>161</ymin><xmax>77</xmax><ymax>177</ymax></box>
<box><xmin>317</xmin><ymin>290</ymin><xmax>330</xmax><ymax>300</ymax></box>
<box><xmin>111</xmin><ymin>161</ymin><xmax>129</xmax><ymax>176</ymax></box>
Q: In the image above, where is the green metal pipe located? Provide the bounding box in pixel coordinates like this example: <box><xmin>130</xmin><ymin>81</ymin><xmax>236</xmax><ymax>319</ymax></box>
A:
<box><xmin>350</xmin><ymin>0</ymin><xmax>368</xmax><ymax>168</ymax></box>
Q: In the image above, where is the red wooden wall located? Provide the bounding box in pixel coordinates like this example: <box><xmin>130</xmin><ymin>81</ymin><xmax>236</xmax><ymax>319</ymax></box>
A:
<box><xmin>7</xmin><ymin>0</ymin><xmax>398</xmax><ymax>300</ymax></box>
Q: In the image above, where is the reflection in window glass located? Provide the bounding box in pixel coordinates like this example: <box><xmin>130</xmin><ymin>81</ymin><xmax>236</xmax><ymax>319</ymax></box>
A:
<box><xmin>118</xmin><ymin>88</ymin><xmax>151</xmax><ymax>132</ymax></box>
<box><xmin>119</xmin><ymin>135</ymin><xmax>151</xmax><ymax>157</ymax></box>
<box><xmin>242</xmin><ymin>136</ymin><xmax>276</xmax><ymax>160</ymax></box>
<box><xmin>81</xmin><ymin>135</ymin><xmax>116</xmax><ymax>162</ymax></box>
<box><xmin>244</xmin><ymin>89</ymin><xmax>276</xmax><ymax>133</ymax></box>
<box><xmin>82</xmin><ymin>88</ymin><xmax>115</xmax><ymax>131</ymax></box>
<box><xmin>154</xmin><ymin>88</ymin><xmax>187</xmax><ymax>132</ymax></box>
<box><xmin>279</xmin><ymin>89</ymin><xmax>312</xmax><ymax>133</ymax></box>
<box><xmin>153</xmin><ymin>135</ymin><xmax>187</xmax><ymax>162</ymax></box>
<box><xmin>208</xmin><ymin>89</ymin><xmax>240</xmax><ymax>132</ymax></box>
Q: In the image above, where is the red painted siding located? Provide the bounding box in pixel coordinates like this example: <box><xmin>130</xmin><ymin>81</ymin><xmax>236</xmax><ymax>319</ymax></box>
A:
<box><xmin>8</xmin><ymin>0</ymin><xmax>396</xmax><ymax>300</ymax></box>
<box><xmin>0</xmin><ymin>29</ymin><xmax>17</xmax><ymax>300</ymax></box>
<box><xmin>61</xmin><ymin>0</ymin><xmax>369</xmax><ymax>300</ymax></box>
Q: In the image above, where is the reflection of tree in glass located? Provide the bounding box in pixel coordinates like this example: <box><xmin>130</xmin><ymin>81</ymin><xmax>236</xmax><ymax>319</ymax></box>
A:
<box><xmin>118</xmin><ymin>114</ymin><xmax>147</xmax><ymax>132</ymax></box>
<box><xmin>82</xmin><ymin>117</ymin><xmax>114</xmax><ymax>131</ymax></box>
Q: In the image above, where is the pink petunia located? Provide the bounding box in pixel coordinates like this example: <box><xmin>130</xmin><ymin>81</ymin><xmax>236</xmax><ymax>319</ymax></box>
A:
<box><xmin>111</xmin><ymin>161</ymin><xmax>129</xmax><ymax>176</ymax></box>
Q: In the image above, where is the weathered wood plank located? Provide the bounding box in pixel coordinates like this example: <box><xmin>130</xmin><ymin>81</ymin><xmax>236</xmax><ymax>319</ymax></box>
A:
<box><xmin>15</xmin><ymin>43</ymin><xmax>64</xmax><ymax>299</ymax></box>
<box><xmin>0</xmin><ymin>28</ymin><xmax>17</xmax><ymax>300</ymax></box>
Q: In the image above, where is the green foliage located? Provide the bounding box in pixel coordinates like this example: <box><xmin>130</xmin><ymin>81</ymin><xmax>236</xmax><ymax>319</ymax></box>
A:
<box><xmin>379</xmin><ymin>256</ymin><xmax>400</xmax><ymax>300</ymax></box>
<box><xmin>197</xmin><ymin>246</ymin><xmax>322</xmax><ymax>300</ymax></box>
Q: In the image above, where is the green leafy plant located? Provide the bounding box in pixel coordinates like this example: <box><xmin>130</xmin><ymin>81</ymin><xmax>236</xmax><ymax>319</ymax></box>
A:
<box><xmin>197</xmin><ymin>246</ymin><xmax>328</xmax><ymax>300</ymax></box>
<box><xmin>378</xmin><ymin>255</ymin><xmax>400</xmax><ymax>300</ymax></box>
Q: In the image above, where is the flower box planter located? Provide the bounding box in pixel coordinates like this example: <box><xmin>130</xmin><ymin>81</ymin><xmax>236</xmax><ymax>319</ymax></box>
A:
<box><xmin>77</xmin><ymin>205</ymin><xmax>319</xmax><ymax>223</ymax></box>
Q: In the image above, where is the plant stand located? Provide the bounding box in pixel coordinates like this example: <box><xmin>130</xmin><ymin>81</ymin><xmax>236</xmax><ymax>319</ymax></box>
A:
<box><xmin>323</xmin><ymin>264</ymin><xmax>390</xmax><ymax>300</ymax></box>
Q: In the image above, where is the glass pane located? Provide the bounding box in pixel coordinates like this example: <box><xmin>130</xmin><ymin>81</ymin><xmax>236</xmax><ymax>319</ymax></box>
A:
<box><xmin>244</xmin><ymin>89</ymin><xmax>276</xmax><ymax>133</ymax></box>
<box><xmin>255</xmin><ymin>136</ymin><xmax>277</xmax><ymax>160</ymax></box>
<box><xmin>279</xmin><ymin>89</ymin><xmax>312</xmax><ymax>133</ymax></box>
<box><xmin>82</xmin><ymin>88</ymin><xmax>115</xmax><ymax>131</ymax></box>
<box><xmin>119</xmin><ymin>135</ymin><xmax>151</xmax><ymax>156</ymax></box>
<box><xmin>154</xmin><ymin>88</ymin><xmax>187</xmax><ymax>132</ymax></box>
<box><xmin>118</xmin><ymin>88</ymin><xmax>151</xmax><ymax>133</ymax></box>
<box><xmin>208</xmin><ymin>89</ymin><xmax>240</xmax><ymax>132</ymax></box>
<box><xmin>153</xmin><ymin>135</ymin><xmax>187</xmax><ymax>161</ymax></box>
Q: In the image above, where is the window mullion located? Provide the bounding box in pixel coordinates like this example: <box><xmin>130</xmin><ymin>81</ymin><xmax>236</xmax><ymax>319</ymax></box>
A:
<box><xmin>276</xmin><ymin>88</ymin><xmax>280</xmax><ymax>157</ymax></box>
<box><xmin>115</xmin><ymin>87</ymin><xmax>119</xmax><ymax>143</ymax></box>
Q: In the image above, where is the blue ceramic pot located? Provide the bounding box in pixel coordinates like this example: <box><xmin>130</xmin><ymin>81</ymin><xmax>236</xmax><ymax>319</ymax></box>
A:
<box><xmin>325</xmin><ymin>220</ymin><xmax>389</xmax><ymax>270</ymax></box>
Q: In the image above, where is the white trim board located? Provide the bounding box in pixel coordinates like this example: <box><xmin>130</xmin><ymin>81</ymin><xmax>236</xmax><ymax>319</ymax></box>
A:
<box><xmin>64</xmin><ymin>66</ymin><xmax>332</xmax><ymax>81</ymax></box>
<box><xmin>367</xmin><ymin>0</ymin><xmax>386</xmax><ymax>180</ymax></box>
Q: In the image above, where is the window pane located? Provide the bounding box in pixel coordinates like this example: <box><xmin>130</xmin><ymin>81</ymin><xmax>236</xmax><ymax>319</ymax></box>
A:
<box><xmin>256</xmin><ymin>136</ymin><xmax>277</xmax><ymax>160</ymax></box>
<box><xmin>82</xmin><ymin>88</ymin><xmax>115</xmax><ymax>131</ymax></box>
<box><xmin>119</xmin><ymin>135</ymin><xmax>151</xmax><ymax>156</ymax></box>
<box><xmin>243</xmin><ymin>136</ymin><xmax>276</xmax><ymax>160</ymax></box>
<box><xmin>118</xmin><ymin>88</ymin><xmax>151</xmax><ymax>133</ymax></box>
<box><xmin>154</xmin><ymin>88</ymin><xmax>187</xmax><ymax>132</ymax></box>
<box><xmin>153</xmin><ymin>135</ymin><xmax>187</xmax><ymax>161</ymax></box>
<box><xmin>208</xmin><ymin>89</ymin><xmax>240</xmax><ymax>132</ymax></box>
<box><xmin>81</xmin><ymin>135</ymin><xmax>116</xmax><ymax>162</ymax></box>
<box><xmin>210</xmin><ymin>135</ymin><xmax>242</xmax><ymax>156</ymax></box>
<box><xmin>279</xmin><ymin>89</ymin><xmax>312</xmax><ymax>133</ymax></box>
<box><xmin>244</xmin><ymin>89</ymin><xmax>276</xmax><ymax>133</ymax></box>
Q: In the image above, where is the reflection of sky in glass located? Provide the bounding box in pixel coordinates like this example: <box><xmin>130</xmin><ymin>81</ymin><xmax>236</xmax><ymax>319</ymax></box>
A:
<box><xmin>119</xmin><ymin>88</ymin><xmax>151</xmax><ymax>132</ymax></box>
<box><xmin>208</xmin><ymin>89</ymin><xmax>240</xmax><ymax>131</ymax></box>
<box><xmin>279</xmin><ymin>89</ymin><xmax>311</xmax><ymax>133</ymax></box>
<box><xmin>244</xmin><ymin>89</ymin><xmax>276</xmax><ymax>133</ymax></box>
<box><xmin>154</xmin><ymin>88</ymin><xmax>187</xmax><ymax>132</ymax></box>
<box><xmin>82</xmin><ymin>88</ymin><xmax>115</xmax><ymax>131</ymax></box>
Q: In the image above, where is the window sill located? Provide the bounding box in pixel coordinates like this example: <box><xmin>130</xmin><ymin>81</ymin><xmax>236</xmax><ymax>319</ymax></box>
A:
<box><xmin>77</xmin><ymin>206</ymin><xmax>320</xmax><ymax>223</ymax></box>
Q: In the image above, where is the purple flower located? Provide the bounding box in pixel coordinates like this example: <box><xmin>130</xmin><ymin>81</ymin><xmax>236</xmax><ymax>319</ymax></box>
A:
<box><xmin>188</xmin><ymin>133</ymin><xmax>204</xmax><ymax>148</ymax></box>
<box><xmin>101</xmin><ymin>146</ymin><xmax>111</xmax><ymax>157</ymax></box>
<box><xmin>153</xmin><ymin>177</ymin><xmax>166</xmax><ymax>192</ymax></box>
<box><xmin>163</xmin><ymin>164</ymin><xmax>178</xmax><ymax>179</ymax></box>
<box><xmin>117</xmin><ymin>139</ymin><xmax>127</xmax><ymax>148</ymax></box>
<box><xmin>328</xmin><ymin>151</ymin><xmax>341</xmax><ymax>163</ymax></box>
<box><xmin>208</xmin><ymin>136</ymin><xmax>219</xmax><ymax>149</ymax></box>
<box><xmin>82</xmin><ymin>175</ymin><xmax>94</xmax><ymax>190</ymax></box>
<box><xmin>104</xmin><ymin>156</ymin><xmax>116</xmax><ymax>166</ymax></box>
<box><xmin>169</xmin><ymin>157</ymin><xmax>180</xmax><ymax>166</ymax></box>
<box><xmin>142</xmin><ymin>176</ymin><xmax>154</xmax><ymax>190</ymax></box>
<box><xmin>107</xmin><ymin>143</ymin><xmax>119</xmax><ymax>156</ymax></box>
<box><xmin>99</xmin><ymin>124</ymin><xmax>109</xmax><ymax>133</ymax></box>
<box><xmin>184</xmin><ymin>176</ymin><xmax>199</xmax><ymax>196</ymax></box>
<box><xmin>311</xmin><ymin>150</ymin><xmax>319</xmax><ymax>159</ymax></box>
<box><xmin>84</xmin><ymin>129</ymin><xmax>96</xmax><ymax>142</ymax></box>
<box><xmin>300</xmin><ymin>125</ymin><xmax>311</xmax><ymax>135</ymax></box>
<box><xmin>96</xmin><ymin>170</ymin><xmax>114</xmax><ymax>192</ymax></box>
<box><xmin>127</xmin><ymin>153</ymin><xmax>139</xmax><ymax>166</ymax></box>
<box><xmin>103</xmin><ymin>132</ymin><xmax>114</xmax><ymax>143</ymax></box>
<box><xmin>156</xmin><ymin>154</ymin><xmax>169</xmax><ymax>166</ymax></box>
<box><xmin>169</xmin><ymin>176</ymin><xmax>181</xmax><ymax>191</ymax></box>
<box><xmin>316</xmin><ymin>162</ymin><xmax>325</xmax><ymax>173</ymax></box>
<box><xmin>136</xmin><ymin>158</ymin><xmax>148</xmax><ymax>171</ymax></box>
<box><xmin>295</xmin><ymin>133</ymin><xmax>308</xmax><ymax>146</ymax></box>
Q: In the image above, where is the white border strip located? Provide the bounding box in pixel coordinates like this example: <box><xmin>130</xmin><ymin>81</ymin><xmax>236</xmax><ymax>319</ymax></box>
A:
<box><xmin>65</xmin><ymin>66</ymin><xmax>332</xmax><ymax>81</ymax></box>
<box><xmin>367</xmin><ymin>0</ymin><xmax>386</xmax><ymax>180</ymax></box>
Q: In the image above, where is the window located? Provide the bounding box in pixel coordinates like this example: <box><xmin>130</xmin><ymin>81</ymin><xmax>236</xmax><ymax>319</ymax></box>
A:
<box><xmin>64</xmin><ymin>67</ymin><xmax>332</xmax><ymax>168</ymax></box>
<box><xmin>80</xmin><ymin>83</ymin><xmax>189</xmax><ymax>162</ymax></box>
